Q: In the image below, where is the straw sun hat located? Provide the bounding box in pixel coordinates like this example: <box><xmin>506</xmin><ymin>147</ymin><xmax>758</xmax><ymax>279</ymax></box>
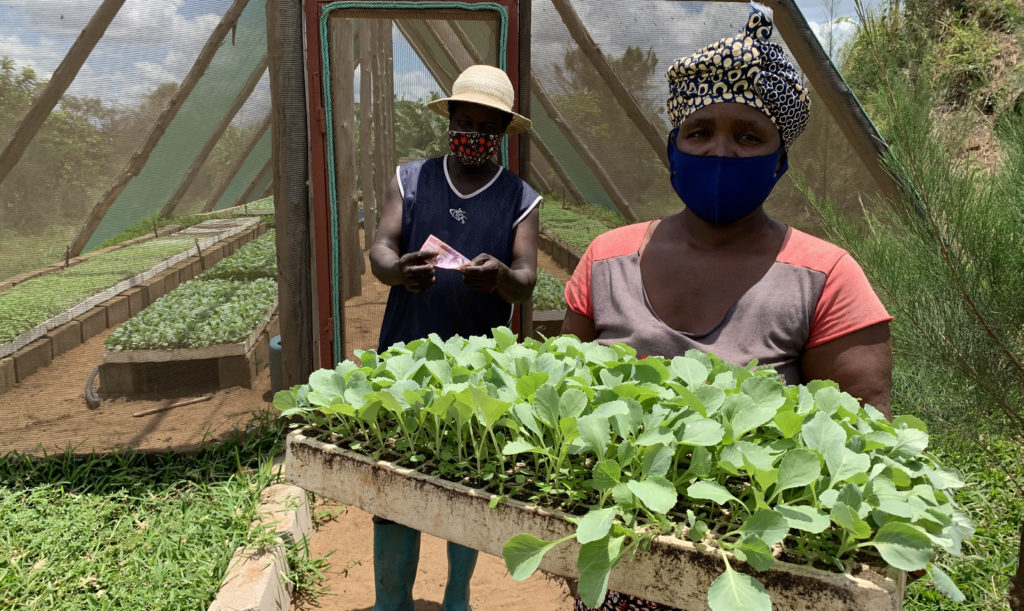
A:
<box><xmin>426</xmin><ymin>65</ymin><xmax>532</xmax><ymax>134</ymax></box>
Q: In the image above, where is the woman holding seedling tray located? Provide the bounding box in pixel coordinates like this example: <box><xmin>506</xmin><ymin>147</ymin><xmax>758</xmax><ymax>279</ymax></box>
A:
<box><xmin>562</xmin><ymin>4</ymin><xmax>893</xmax><ymax>609</ymax></box>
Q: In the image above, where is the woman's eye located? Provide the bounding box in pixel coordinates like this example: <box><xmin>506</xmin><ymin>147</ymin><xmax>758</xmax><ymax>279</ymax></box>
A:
<box><xmin>738</xmin><ymin>133</ymin><xmax>763</xmax><ymax>144</ymax></box>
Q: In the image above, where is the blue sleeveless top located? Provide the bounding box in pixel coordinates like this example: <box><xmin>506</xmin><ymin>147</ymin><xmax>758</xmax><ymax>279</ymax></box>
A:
<box><xmin>377</xmin><ymin>156</ymin><xmax>541</xmax><ymax>351</ymax></box>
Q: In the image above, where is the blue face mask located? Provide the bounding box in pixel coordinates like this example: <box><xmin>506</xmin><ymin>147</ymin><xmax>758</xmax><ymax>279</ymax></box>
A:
<box><xmin>667</xmin><ymin>128</ymin><xmax>788</xmax><ymax>226</ymax></box>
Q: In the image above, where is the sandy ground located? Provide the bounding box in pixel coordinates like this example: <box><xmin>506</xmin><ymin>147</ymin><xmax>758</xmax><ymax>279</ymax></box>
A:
<box><xmin>294</xmin><ymin>501</ymin><xmax>573</xmax><ymax>611</ymax></box>
<box><xmin>0</xmin><ymin>326</ymin><xmax>276</xmax><ymax>456</ymax></box>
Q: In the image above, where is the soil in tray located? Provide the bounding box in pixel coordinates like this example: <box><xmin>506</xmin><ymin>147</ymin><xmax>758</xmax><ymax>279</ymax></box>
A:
<box><xmin>294</xmin><ymin>500</ymin><xmax>572</xmax><ymax>611</ymax></box>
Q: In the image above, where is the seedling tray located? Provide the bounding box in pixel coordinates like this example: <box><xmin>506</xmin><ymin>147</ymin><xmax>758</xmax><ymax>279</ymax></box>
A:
<box><xmin>285</xmin><ymin>428</ymin><xmax>905</xmax><ymax>611</ymax></box>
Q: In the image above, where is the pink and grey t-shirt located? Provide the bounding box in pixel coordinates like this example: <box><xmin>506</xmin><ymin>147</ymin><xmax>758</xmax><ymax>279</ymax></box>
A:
<box><xmin>564</xmin><ymin>221</ymin><xmax>891</xmax><ymax>384</ymax></box>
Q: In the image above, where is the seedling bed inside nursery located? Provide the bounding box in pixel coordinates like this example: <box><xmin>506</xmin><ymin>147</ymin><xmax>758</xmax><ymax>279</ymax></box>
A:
<box><xmin>0</xmin><ymin>217</ymin><xmax>261</xmax><ymax>359</ymax></box>
<box><xmin>99</xmin><ymin>232</ymin><xmax>280</xmax><ymax>396</ymax></box>
<box><xmin>0</xmin><ymin>219</ymin><xmax>266</xmax><ymax>393</ymax></box>
<box><xmin>99</xmin><ymin>313</ymin><xmax>279</xmax><ymax>395</ymax></box>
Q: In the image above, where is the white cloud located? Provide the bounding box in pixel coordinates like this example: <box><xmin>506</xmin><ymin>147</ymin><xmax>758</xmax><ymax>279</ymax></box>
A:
<box><xmin>0</xmin><ymin>33</ymin><xmax>65</xmax><ymax>81</ymax></box>
<box><xmin>808</xmin><ymin>18</ymin><xmax>859</xmax><ymax>59</ymax></box>
<box><xmin>395</xmin><ymin>70</ymin><xmax>440</xmax><ymax>102</ymax></box>
<box><xmin>1</xmin><ymin>0</ymin><xmax>226</xmax><ymax>103</ymax></box>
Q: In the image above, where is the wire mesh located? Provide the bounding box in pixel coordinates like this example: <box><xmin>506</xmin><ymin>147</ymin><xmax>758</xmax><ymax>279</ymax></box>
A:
<box><xmin>0</xmin><ymin>0</ymin><xmax>889</xmax><ymax>454</ymax></box>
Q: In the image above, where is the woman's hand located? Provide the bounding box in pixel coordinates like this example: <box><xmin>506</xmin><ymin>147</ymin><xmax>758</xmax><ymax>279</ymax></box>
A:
<box><xmin>461</xmin><ymin>253</ymin><xmax>507</xmax><ymax>293</ymax></box>
<box><xmin>397</xmin><ymin>250</ymin><xmax>436</xmax><ymax>293</ymax></box>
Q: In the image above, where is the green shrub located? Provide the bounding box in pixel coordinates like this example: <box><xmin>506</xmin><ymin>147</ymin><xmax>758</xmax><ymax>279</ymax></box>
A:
<box><xmin>198</xmin><ymin>231</ymin><xmax>277</xmax><ymax>281</ymax></box>
<box><xmin>532</xmin><ymin>269</ymin><xmax>567</xmax><ymax>311</ymax></box>
<box><xmin>105</xmin><ymin>278</ymin><xmax>277</xmax><ymax>350</ymax></box>
<box><xmin>0</xmin><ymin>238</ymin><xmax>195</xmax><ymax>344</ymax></box>
<box><xmin>931</xmin><ymin>17</ymin><xmax>1000</xmax><ymax>104</ymax></box>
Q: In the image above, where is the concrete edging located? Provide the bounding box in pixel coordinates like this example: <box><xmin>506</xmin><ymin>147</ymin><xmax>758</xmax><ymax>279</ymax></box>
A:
<box><xmin>208</xmin><ymin>481</ymin><xmax>313</xmax><ymax>611</ymax></box>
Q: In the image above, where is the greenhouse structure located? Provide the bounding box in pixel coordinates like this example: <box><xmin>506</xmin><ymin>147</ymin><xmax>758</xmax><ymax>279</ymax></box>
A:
<box><xmin>2</xmin><ymin>1</ymin><xmax>972</xmax><ymax>609</ymax></box>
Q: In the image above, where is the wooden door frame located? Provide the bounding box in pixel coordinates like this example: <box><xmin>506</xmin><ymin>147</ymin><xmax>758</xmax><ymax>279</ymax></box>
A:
<box><xmin>303</xmin><ymin>0</ymin><xmax>522</xmax><ymax>366</ymax></box>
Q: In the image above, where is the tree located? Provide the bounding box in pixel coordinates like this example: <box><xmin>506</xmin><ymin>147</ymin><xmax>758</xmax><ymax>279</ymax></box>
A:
<box><xmin>550</xmin><ymin>45</ymin><xmax>665</xmax><ymax>211</ymax></box>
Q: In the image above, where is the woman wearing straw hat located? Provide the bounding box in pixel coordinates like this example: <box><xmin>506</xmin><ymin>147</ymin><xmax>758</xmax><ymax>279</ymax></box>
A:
<box><xmin>562</xmin><ymin>5</ymin><xmax>892</xmax><ymax>607</ymax></box>
<box><xmin>368</xmin><ymin>64</ymin><xmax>539</xmax><ymax>611</ymax></box>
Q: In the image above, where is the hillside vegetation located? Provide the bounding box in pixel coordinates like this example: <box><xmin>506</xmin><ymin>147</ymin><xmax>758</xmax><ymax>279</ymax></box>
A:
<box><xmin>811</xmin><ymin>1</ymin><xmax>1024</xmax><ymax>608</ymax></box>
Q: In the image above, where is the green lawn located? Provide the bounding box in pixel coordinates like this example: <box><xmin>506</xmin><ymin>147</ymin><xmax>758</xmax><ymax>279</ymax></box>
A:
<box><xmin>0</xmin><ymin>416</ymin><xmax>296</xmax><ymax>610</ymax></box>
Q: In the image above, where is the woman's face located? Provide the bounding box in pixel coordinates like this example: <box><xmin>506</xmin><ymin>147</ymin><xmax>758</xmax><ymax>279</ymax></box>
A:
<box><xmin>449</xmin><ymin>102</ymin><xmax>509</xmax><ymax>135</ymax></box>
<box><xmin>674</xmin><ymin>102</ymin><xmax>783</xmax><ymax>159</ymax></box>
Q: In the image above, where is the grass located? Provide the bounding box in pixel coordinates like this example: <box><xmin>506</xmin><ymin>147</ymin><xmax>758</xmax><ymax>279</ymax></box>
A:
<box><xmin>903</xmin><ymin>432</ymin><xmax>1023</xmax><ymax>609</ymax></box>
<box><xmin>0</xmin><ymin>414</ymin><xmax>330</xmax><ymax>609</ymax></box>
<box><xmin>0</xmin><ymin>237</ymin><xmax>196</xmax><ymax>344</ymax></box>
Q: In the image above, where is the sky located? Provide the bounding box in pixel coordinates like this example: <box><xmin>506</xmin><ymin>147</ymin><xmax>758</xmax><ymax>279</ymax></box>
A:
<box><xmin>0</xmin><ymin>0</ymin><xmax>886</xmax><ymax>114</ymax></box>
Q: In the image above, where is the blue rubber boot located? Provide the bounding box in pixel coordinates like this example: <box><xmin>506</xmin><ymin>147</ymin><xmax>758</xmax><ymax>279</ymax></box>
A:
<box><xmin>372</xmin><ymin>521</ymin><xmax>421</xmax><ymax>611</ymax></box>
<box><xmin>442</xmin><ymin>541</ymin><xmax>478</xmax><ymax>611</ymax></box>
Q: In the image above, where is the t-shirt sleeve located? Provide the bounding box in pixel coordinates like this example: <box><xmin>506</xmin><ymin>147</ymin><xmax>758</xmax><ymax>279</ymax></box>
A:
<box><xmin>806</xmin><ymin>253</ymin><xmax>893</xmax><ymax>348</ymax></box>
<box><xmin>565</xmin><ymin>240</ymin><xmax>597</xmax><ymax>319</ymax></box>
<box><xmin>513</xmin><ymin>180</ymin><xmax>542</xmax><ymax>228</ymax></box>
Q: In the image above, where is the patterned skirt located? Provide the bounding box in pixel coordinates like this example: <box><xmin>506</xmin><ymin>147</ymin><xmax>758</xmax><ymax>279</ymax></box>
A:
<box><xmin>573</xmin><ymin>591</ymin><xmax>678</xmax><ymax>611</ymax></box>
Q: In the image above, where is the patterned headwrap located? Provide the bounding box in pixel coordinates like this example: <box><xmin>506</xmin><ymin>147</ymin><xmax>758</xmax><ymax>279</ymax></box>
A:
<box><xmin>666</xmin><ymin>3</ymin><xmax>810</xmax><ymax>149</ymax></box>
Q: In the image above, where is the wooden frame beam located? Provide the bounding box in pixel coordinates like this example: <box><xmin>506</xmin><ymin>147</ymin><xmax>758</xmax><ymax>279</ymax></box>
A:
<box><xmin>202</xmin><ymin>113</ymin><xmax>271</xmax><ymax>213</ymax></box>
<box><xmin>358</xmin><ymin>21</ymin><xmax>377</xmax><ymax>247</ymax></box>
<box><xmin>70</xmin><ymin>0</ymin><xmax>251</xmax><ymax>255</ymax></box>
<box><xmin>328</xmin><ymin>16</ymin><xmax>363</xmax><ymax>300</ymax></box>
<box><xmin>232</xmin><ymin>157</ymin><xmax>273</xmax><ymax>209</ymax></box>
<box><xmin>549</xmin><ymin>0</ymin><xmax>668</xmax><ymax>169</ymax></box>
<box><xmin>0</xmin><ymin>0</ymin><xmax>127</xmax><ymax>186</ymax></box>
<box><xmin>269</xmin><ymin>0</ymin><xmax>314</xmax><ymax>385</ymax></box>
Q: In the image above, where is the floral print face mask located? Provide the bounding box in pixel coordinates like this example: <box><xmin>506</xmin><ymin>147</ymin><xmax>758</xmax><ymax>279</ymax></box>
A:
<box><xmin>448</xmin><ymin>130</ymin><xmax>503</xmax><ymax>167</ymax></box>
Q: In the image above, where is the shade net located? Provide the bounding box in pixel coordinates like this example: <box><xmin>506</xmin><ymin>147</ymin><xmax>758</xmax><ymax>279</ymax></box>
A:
<box><xmin>525</xmin><ymin>0</ymin><xmax>879</xmax><ymax>229</ymax></box>
<box><xmin>0</xmin><ymin>0</ymin><xmax>886</xmax><ymax>454</ymax></box>
<box><xmin>326</xmin><ymin>1</ymin><xmax>883</xmax><ymax>362</ymax></box>
<box><xmin>0</xmin><ymin>0</ymin><xmax>277</xmax><ymax>455</ymax></box>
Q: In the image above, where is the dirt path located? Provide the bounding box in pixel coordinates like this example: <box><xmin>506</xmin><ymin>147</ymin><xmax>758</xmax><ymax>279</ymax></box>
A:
<box><xmin>295</xmin><ymin>501</ymin><xmax>573</xmax><ymax>611</ymax></box>
<box><xmin>0</xmin><ymin>325</ymin><xmax>276</xmax><ymax>456</ymax></box>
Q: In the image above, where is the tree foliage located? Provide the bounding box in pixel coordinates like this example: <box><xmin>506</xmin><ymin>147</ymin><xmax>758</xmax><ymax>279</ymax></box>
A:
<box><xmin>551</xmin><ymin>45</ymin><xmax>666</xmax><ymax>209</ymax></box>
<box><xmin>0</xmin><ymin>57</ymin><xmax>260</xmax><ymax>278</ymax></box>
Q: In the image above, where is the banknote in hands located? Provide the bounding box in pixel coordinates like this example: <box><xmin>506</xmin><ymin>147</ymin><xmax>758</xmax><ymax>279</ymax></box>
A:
<box><xmin>420</xmin><ymin>234</ymin><xmax>471</xmax><ymax>269</ymax></box>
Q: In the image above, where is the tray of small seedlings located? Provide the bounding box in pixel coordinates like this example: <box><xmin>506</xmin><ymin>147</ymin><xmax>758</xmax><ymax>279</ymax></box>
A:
<box><xmin>196</xmin><ymin>230</ymin><xmax>277</xmax><ymax>282</ymax></box>
<box><xmin>0</xmin><ymin>217</ymin><xmax>261</xmax><ymax>359</ymax></box>
<box><xmin>277</xmin><ymin>329</ymin><xmax>972</xmax><ymax>610</ymax></box>
<box><xmin>103</xmin><ymin>279</ymin><xmax>278</xmax><ymax>361</ymax></box>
